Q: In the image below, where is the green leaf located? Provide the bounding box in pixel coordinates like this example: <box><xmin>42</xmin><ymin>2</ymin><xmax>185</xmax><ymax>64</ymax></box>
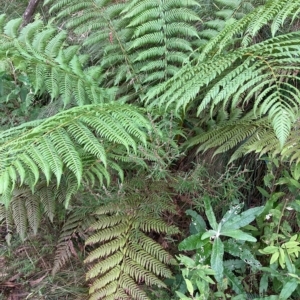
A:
<box><xmin>222</xmin><ymin>206</ymin><xmax>264</xmax><ymax>231</ymax></box>
<box><xmin>270</xmin><ymin>251</ymin><xmax>279</xmax><ymax>265</ymax></box>
<box><xmin>179</xmin><ymin>233</ymin><xmax>209</xmax><ymax>251</ymax></box>
<box><xmin>185</xmin><ymin>279</ymin><xmax>194</xmax><ymax>296</ymax></box>
<box><xmin>279</xmin><ymin>279</ymin><xmax>298</xmax><ymax>299</ymax></box>
<box><xmin>224</xmin><ymin>267</ymin><xmax>244</xmax><ymax>294</ymax></box>
<box><xmin>203</xmin><ymin>195</ymin><xmax>218</xmax><ymax>230</ymax></box>
<box><xmin>259</xmin><ymin>273</ymin><xmax>269</xmax><ymax>295</ymax></box>
<box><xmin>224</xmin><ymin>239</ymin><xmax>261</xmax><ymax>269</ymax></box>
<box><xmin>211</xmin><ymin>237</ymin><xmax>224</xmax><ymax>283</ymax></box>
<box><xmin>292</xmin><ymin>163</ymin><xmax>300</xmax><ymax>180</ymax></box>
<box><xmin>196</xmin><ymin>270</ymin><xmax>215</xmax><ymax>284</ymax></box>
<box><xmin>278</xmin><ymin>247</ymin><xmax>285</xmax><ymax>268</ymax></box>
<box><xmin>282</xmin><ymin>241</ymin><xmax>300</xmax><ymax>249</ymax></box>
<box><xmin>257</xmin><ymin>192</ymin><xmax>285</xmax><ymax>229</ymax></box>
<box><xmin>201</xmin><ymin>230</ymin><xmax>217</xmax><ymax>240</ymax></box>
<box><xmin>220</xmin><ymin>229</ymin><xmax>257</xmax><ymax>242</ymax></box>
<box><xmin>186</xmin><ymin>209</ymin><xmax>207</xmax><ymax>234</ymax></box>
<box><xmin>257</xmin><ymin>186</ymin><xmax>270</xmax><ymax>198</ymax></box>
<box><xmin>259</xmin><ymin>246</ymin><xmax>278</xmax><ymax>254</ymax></box>
<box><xmin>175</xmin><ymin>291</ymin><xmax>191</xmax><ymax>300</ymax></box>
<box><xmin>285</xmin><ymin>253</ymin><xmax>296</xmax><ymax>274</ymax></box>
<box><xmin>220</xmin><ymin>204</ymin><xmax>242</xmax><ymax>227</ymax></box>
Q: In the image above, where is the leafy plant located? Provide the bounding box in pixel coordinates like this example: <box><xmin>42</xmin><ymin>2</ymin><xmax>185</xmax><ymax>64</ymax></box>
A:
<box><xmin>178</xmin><ymin>196</ymin><xmax>264</xmax><ymax>298</ymax></box>
<box><xmin>259</xmin><ymin>235</ymin><xmax>300</xmax><ymax>269</ymax></box>
<box><xmin>250</xmin><ymin>162</ymin><xmax>300</xmax><ymax>299</ymax></box>
<box><xmin>176</xmin><ymin>254</ymin><xmax>215</xmax><ymax>300</ymax></box>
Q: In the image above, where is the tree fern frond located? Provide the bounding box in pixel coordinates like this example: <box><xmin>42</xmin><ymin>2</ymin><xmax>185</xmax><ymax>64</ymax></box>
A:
<box><xmin>126</xmin><ymin>243</ymin><xmax>172</xmax><ymax>278</ymax></box>
<box><xmin>50</xmin><ymin>128</ymin><xmax>82</xmax><ymax>185</ymax></box>
<box><xmin>0</xmin><ymin>103</ymin><xmax>151</xmax><ymax>207</ymax></box>
<box><xmin>37</xmin><ymin>136</ymin><xmax>63</xmax><ymax>185</ymax></box>
<box><xmin>3</xmin><ymin>18</ymin><xmax>22</xmax><ymax>38</ymax></box>
<box><xmin>46</xmin><ymin>0</ymin><xmax>141</xmax><ymax>100</ymax></box>
<box><xmin>245</xmin><ymin>0</ymin><xmax>295</xmax><ymax>38</ymax></box>
<box><xmin>149</xmin><ymin>31</ymin><xmax>300</xmax><ymax>147</ymax></box>
<box><xmin>68</xmin><ymin>122</ymin><xmax>107</xmax><ymax>167</ymax></box>
<box><xmin>125</xmin><ymin>0</ymin><xmax>199</xmax><ymax>94</ymax></box>
<box><xmin>184</xmin><ymin>110</ymin><xmax>272</xmax><ymax>160</ymax></box>
<box><xmin>84</xmin><ymin>199</ymin><xmax>178</xmax><ymax>300</ymax></box>
<box><xmin>39</xmin><ymin>184</ymin><xmax>56</xmax><ymax>222</ymax></box>
<box><xmin>47</xmin><ymin>0</ymin><xmax>200</xmax><ymax>101</ymax></box>
<box><xmin>194</xmin><ymin>0</ymin><xmax>300</xmax><ymax>61</ymax></box>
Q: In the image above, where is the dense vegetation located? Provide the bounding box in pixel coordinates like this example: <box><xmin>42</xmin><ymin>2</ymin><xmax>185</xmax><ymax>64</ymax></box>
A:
<box><xmin>0</xmin><ymin>0</ymin><xmax>300</xmax><ymax>299</ymax></box>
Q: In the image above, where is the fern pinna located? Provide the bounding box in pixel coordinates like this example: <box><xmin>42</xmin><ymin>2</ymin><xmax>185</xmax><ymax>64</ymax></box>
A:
<box><xmin>84</xmin><ymin>201</ymin><xmax>178</xmax><ymax>300</ymax></box>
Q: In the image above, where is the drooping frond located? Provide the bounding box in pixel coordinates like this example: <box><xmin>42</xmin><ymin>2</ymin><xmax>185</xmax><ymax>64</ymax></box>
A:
<box><xmin>84</xmin><ymin>200</ymin><xmax>178</xmax><ymax>300</ymax></box>
<box><xmin>184</xmin><ymin>109</ymin><xmax>300</xmax><ymax>165</ymax></box>
<box><xmin>246</xmin><ymin>117</ymin><xmax>300</xmax><ymax>165</ymax></box>
<box><xmin>0</xmin><ymin>16</ymin><xmax>111</xmax><ymax>106</ymax></box>
<box><xmin>10</xmin><ymin>194</ymin><xmax>28</xmax><ymax>241</ymax></box>
<box><xmin>0</xmin><ymin>103</ymin><xmax>151</xmax><ymax>208</ymax></box>
<box><xmin>184</xmin><ymin>110</ymin><xmax>272</xmax><ymax>160</ymax></box>
<box><xmin>0</xmin><ymin>188</ymin><xmax>40</xmax><ymax>240</ymax></box>
<box><xmin>0</xmin><ymin>180</ymin><xmax>75</xmax><ymax>240</ymax></box>
<box><xmin>52</xmin><ymin>207</ymin><xmax>97</xmax><ymax>275</ymax></box>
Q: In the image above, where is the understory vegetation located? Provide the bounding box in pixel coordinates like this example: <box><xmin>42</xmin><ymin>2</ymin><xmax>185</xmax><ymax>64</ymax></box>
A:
<box><xmin>0</xmin><ymin>0</ymin><xmax>300</xmax><ymax>299</ymax></box>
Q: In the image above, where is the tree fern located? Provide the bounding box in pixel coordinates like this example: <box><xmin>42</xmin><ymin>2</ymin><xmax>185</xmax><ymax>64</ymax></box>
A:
<box><xmin>45</xmin><ymin>0</ymin><xmax>141</xmax><ymax>102</ymax></box>
<box><xmin>149</xmin><ymin>28</ymin><xmax>300</xmax><ymax>148</ymax></box>
<box><xmin>184</xmin><ymin>109</ymin><xmax>300</xmax><ymax>165</ymax></box>
<box><xmin>0</xmin><ymin>103</ymin><xmax>151</xmax><ymax>208</ymax></box>
<box><xmin>196</xmin><ymin>0</ymin><xmax>300</xmax><ymax>61</ymax></box>
<box><xmin>0</xmin><ymin>180</ymin><xmax>70</xmax><ymax>240</ymax></box>
<box><xmin>85</xmin><ymin>200</ymin><xmax>179</xmax><ymax>300</ymax></box>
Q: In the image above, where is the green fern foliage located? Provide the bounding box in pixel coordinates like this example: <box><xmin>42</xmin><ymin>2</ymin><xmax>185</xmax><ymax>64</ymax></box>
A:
<box><xmin>144</xmin><ymin>0</ymin><xmax>300</xmax><ymax>160</ymax></box>
<box><xmin>0</xmin><ymin>103</ymin><xmax>151</xmax><ymax>208</ymax></box>
<box><xmin>0</xmin><ymin>180</ymin><xmax>77</xmax><ymax>240</ymax></box>
<box><xmin>123</xmin><ymin>0</ymin><xmax>200</xmax><ymax>89</ymax></box>
<box><xmin>196</xmin><ymin>0</ymin><xmax>300</xmax><ymax>60</ymax></box>
<box><xmin>85</xmin><ymin>202</ymin><xmax>178</xmax><ymax>300</ymax></box>
<box><xmin>184</xmin><ymin>110</ymin><xmax>271</xmax><ymax>160</ymax></box>
<box><xmin>150</xmin><ymin>30</ymin><xmax>300</xmax><ymax>148</ymax></box>
<box><xmin>194</xmin><ymin>0</ymin><xmax>257</xmax><ymax>48</ymax></box>
<box><xmin>0</xmin><ymin>15</ymin><xmax>111</xmax><ymax>106</ymax></box>
<box><xmin>45</xmin><ymin>0</ymin><xmax>200</xmax><ymax>102</ymax></box>
<box><xmin>45</xmin><ymin>0</ymin><xmax>141</xmax><ymax>102</ymax></box>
